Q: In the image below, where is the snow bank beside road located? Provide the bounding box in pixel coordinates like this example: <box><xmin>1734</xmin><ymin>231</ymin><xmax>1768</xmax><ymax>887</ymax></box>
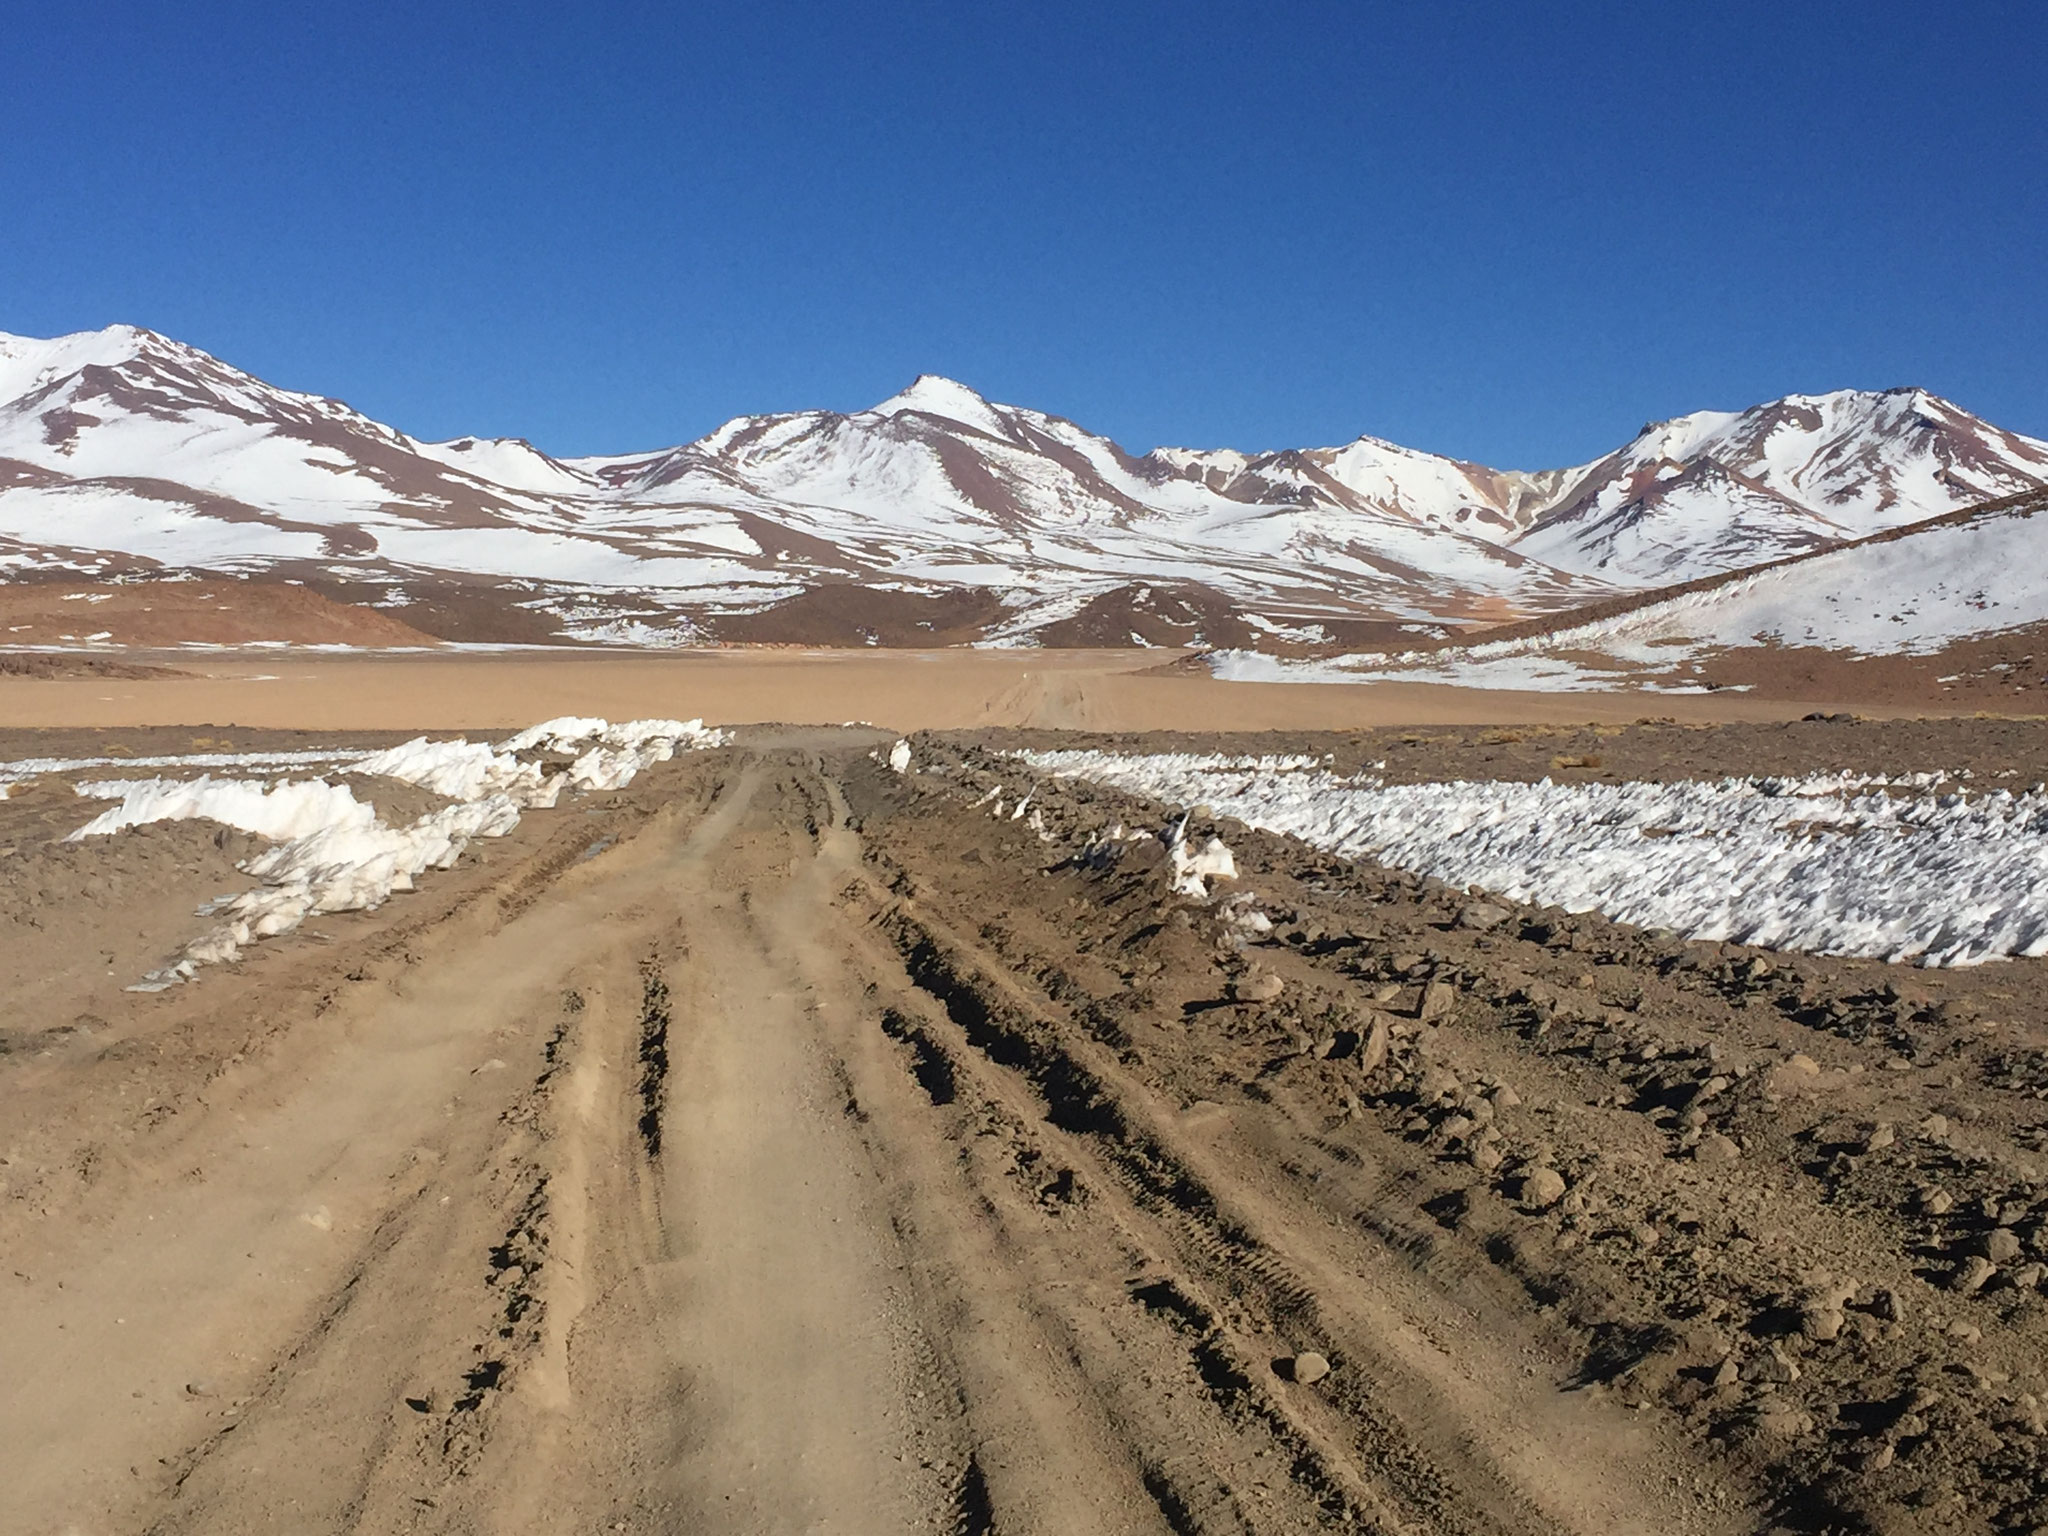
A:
<box><xmin>43</xmin><ymin>716</ymin><xmax>727</xmax><ymax>987</ymax></box>
<box><xmin>70</xmin><ymin>775</ymin><xmax>375</xmax><ymax>842</ymax></box>
<box><xmin>1017</xmin><ymin>751</ymin><xmax>2048</xmax><ymax>967</ymax></box>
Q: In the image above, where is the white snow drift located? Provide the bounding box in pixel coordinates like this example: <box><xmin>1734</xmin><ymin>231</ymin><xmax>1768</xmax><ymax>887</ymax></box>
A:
<box><xmin>46</xmin><ymin>716</ymin><xmax>725</xmax><ymax>987</ymax></box>
<box><xmin>1017</xmin><ymin>751</ymin><xmax>2048</xmax><ymax>967</ymax></box>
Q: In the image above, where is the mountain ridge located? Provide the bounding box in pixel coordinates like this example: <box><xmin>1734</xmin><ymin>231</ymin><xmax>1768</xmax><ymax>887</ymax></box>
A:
<box><xmin>1</xmin><ymin>325</ymin><xmax>2042</xmax><ymax>649</ymax></box>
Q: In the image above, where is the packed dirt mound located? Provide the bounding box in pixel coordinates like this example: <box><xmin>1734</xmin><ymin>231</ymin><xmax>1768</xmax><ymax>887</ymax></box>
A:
<box><xmin>0</xmin><ymin>578</ymin><xmax>445</xmax><ymax>648</ymax></box>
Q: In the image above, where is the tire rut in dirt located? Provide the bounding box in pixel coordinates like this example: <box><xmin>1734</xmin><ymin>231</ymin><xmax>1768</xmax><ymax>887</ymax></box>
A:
<box><xmin>635</xmin><ymin>956</ymin><xmax>672</xmax><ymax>1158</ymax></box>
<box><xmin>874</xmin><ymin>906</ymin><xmax>1443</xmax><ymax>1534</ymax></box>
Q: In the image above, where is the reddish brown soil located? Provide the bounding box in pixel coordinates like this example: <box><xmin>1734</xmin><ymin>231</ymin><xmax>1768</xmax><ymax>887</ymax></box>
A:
<box><xmin>711</xmin><ymin>582</ymin><xmax>1008</xmax><ymax>646</ymax></box>
<box><xmin>0</xmin><ymin>579</ymin><xmax>443</xmax><ymax>648</ymax></box>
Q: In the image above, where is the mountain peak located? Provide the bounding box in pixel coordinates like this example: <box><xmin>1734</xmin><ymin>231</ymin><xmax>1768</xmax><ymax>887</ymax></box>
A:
<box><xmin>867</xmin><ymin>375</ymin><xmax>1006</xmax><ymax>432</ymax></box>
<box><xmin>0</xmin><ymin>324</ymin><xmax>176</xmax><ymax>403</ymax></box>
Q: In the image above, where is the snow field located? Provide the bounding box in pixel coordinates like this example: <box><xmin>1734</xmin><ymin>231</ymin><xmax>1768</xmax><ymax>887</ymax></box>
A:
<box><xmin>1015</xmin><ymin>751</ymin><xmax>2048</xmax><ymax>967</ymax></box>
<box><xmin>37</xmin><ymin>716</ymin><xmax>726</xmax><ymax>987</ymax></box>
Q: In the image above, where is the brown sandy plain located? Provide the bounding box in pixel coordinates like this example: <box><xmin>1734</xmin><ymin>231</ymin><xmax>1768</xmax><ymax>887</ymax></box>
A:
<box><xmin>0</xmin><ymin>646</ymin><xmax>1964</xmax><ymax>735</ymax></box>
<box><xmin>7</xmin><ymin>652</ymin><xmax>2048</xmax><ymax>1536</ymax></box>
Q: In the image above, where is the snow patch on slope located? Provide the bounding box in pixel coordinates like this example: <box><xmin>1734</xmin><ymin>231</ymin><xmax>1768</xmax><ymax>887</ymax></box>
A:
<box><xmin>1209</xmin><ymin>495</ymin><xmax>2048</xmax><ymax>690</ymax></box>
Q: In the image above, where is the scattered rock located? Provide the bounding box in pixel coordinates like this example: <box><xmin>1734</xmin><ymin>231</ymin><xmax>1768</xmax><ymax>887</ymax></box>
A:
<box><xmin>184</xmin><ymin>1380</ymin><xmax>216</xmax><ymax>1398</ymax></box>
<box><xmin>1355</xmin><ymin>1015</ymin><xmax>1390</xmax><ymax>1075</ymax></box>
<box><xmin>1694</xmin><ymin>1133</ymin><xmax>1741</xmax><ymax>1165</ymax></box>
<box><xmin>1980</xmin><ymin>1229</ymin><xmax>2023</xmax><ymax>1265</ymax></box>
<box><xmin>1745</xmin><ymin>1344</ymin><xmax>1802</xmax><ymax>1384</ymax></box>
<box><xmin>1286</xmin><ymin>1351</ymin><xmax>1331</xmax><ymax>1385</ymax></box>
<box><xmin>1856</xmin><ymin>1440</ymin><xmax>1896</xmax><ymax>1472</ymax></box>
<box><xmin>1799</xmin><ymin>1305</ymin><xmax>1845</xmax><ymax>1342</ymax></box>
<box><xmin>1519</xmin><ymin>1166</ymin><xmax>1567</xmax><ymax>1210</ymax></box>
<box><xmin>1749</xmin><ymin>1399</ymin><xmax>1815</xmax><ymax>1438</ymax></box>
<box><xmin>1418</xmin><ymin>981</ymin><xmax>1457</xmax><ymax>1022</ymax></box>
<box><xmin>1231</xmin><ymin>972</ymin><xmax>1285</xmax><ymax>1004</ymax></box>
<box><xmin>1953</xmin><ymin>1256</ymin><xmax>1998</xmax><ymax>1294</ymax></box>
<box><xmin>1458</xmin><ymin>903</ymin><xmax>1510</xmax><ymax>931</ymax></box>
<box><xmin>1416</xmin><ymin>1065</ymin><xmax>1461</xmax><ymax>1102</ymax></box>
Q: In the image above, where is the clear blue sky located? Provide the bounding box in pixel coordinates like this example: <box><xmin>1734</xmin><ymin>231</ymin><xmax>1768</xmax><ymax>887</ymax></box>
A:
<box><xmin>3</xmin><ymin>1</ymin><xmax>2042</xmax><ymax>466</ymax></box>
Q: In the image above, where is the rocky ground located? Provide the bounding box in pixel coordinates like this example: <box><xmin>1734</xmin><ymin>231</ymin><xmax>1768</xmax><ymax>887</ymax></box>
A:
<box><xmin>4</xmin><ymin>718</ymin><xmax>2047</xmax><ymax>1534</ymax></box>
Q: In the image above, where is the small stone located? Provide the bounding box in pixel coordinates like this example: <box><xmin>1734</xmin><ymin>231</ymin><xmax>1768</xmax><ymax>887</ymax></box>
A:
<box><xmin>1418</xmin><ymin>981</ymin><xmax>1458</xmax><ymax>1022</ymax></box>
<box><xmin>1862</xmin><ymin>1122</ymin><xmax>1895</xmax><ymax>1153</ymax></box>
<box><xmin>1631</xmin><ymin>1224</ymin><xmax>1661</xmax><ymax>1250</ymax></box>
<box><xmin>1954</xmin><ymin>1256</ymin><xmax>1998</xmax><ymax>1294</ymax></box>
<box><xmin>1469</xmin><ymin>1144</ymin><xmax>1504</xmax><ymax>1174</ymax></box>
<box><xmin>1918</xmin><ymin>1113</ymin><xmax>1950</xmax><ymax>1142</ymax></box>
<box><xmin>1458</xmin><ymin>903</ymin><xmax>1510</xmax><ymax>931</ymax></box>
<box><xmin>1355</xmin><ymin>1016</ymin><xmax>1390</xmax><ymax>1076</ymax></box>
<box><xmin>1710</xmin><ymin>1356</ymin><xmax>1740</xmax><ymax>1387</ymax></box>
<box><xmin>1751</xmin><ymin>1400</ymin><xmax>1815</xmax><ymax>1438</ymax></box>
<box><xmin>1490</xmin><ymin>1084</ymin><xmax>1521</xmax><ymax>1109</ymax></box>
<box><xmin>1438</xmin><ymin>1114</ymin><xmax>1476</xmax><ymax>1143</ymax></box>
<box><xmin>1784</xmin><ymin>1053</ymin><xmax>1821</xmax><ymax>1076</ymax></box>
<box><xmin>1744</xmin><ymin>1345</ymin><xmax>1802</xmax><ymax>1384</ymax></box>
<box><xmin>1288</xmin><ymin>1351</ymin><xmax>1331</xmax><ymax>1385</ymax></box>
<box><xmin>1693</xmin><ymin>1075</ymin><xmax>1731</xmax><ymax>1103</ymax></box>
<box><xmin>1519</xmin><ymin>1166</ymin><xmax>1567</xmax><ymax>1210</ymax></box>
<box><xmin>1799</xmin><ymin>1305</ymin><xmax>1845</xmax><ymax>1342</ymax></box>
<box><xmin>1916</xmin><ymin>1187</ymin><xmax>1954</xmax><ymax>1216</ymax></box>
<box><xmin>1417</xmin><ymin>1065</ymin><xmax>1461</xmax><ymax>1102</ymax></box>
<box><xmin>2013</xmin><ymin>1262</ymin><xmax>2047</xmax><ymax>1290</ymax></box>
<box><xmin>1232</xmin><ymin>972</ymin><xmax>1285</xmax><ymax>1004</ymax></box>
<box><xmin>1873</xmin><ymin>1288</ymin><xmax>1908</xmax><ymax>1322</ymax></box>
<box><xmin>1857</xmin><ymin>1440</ymin><xmax>1896</xmax><ymax>1472</ymax></box>
<box><xmin>184</xmin><ymin>1380</ymin><xmax>216</xmax><ymax>1398</ymax></box>
<box><xmin>1980</xmin><ymin>1229</ymin><xmax>2024</xmax><ymax>1264</ymax></box>
<box><xmin>1694</xmin><ymin>1133</ymin><xmax>1741</xmax><ymax>1165</ymax></box>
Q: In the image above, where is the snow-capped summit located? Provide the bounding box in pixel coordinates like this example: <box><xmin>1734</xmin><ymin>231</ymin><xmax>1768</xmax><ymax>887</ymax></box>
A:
<box><xmin>864</xmin><ymin>374</ymin><xmax>1012</xmax><ymax>437</ymax></box>
<box><xmin>0</xmin><ymin>324</ymin><xmax>164</xmax><ymax>401</ymax></box>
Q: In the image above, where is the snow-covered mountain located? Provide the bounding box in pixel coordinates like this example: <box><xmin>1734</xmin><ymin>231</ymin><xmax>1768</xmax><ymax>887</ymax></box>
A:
<box><xmin>0</xmin><ymin>325</ymin><xmax>2042</xmax><ymax>647</ymax></box>
<box><xmin>1510</xmin><ymin>391</ymin><xmax>2048</xmax><ymax>583</ymax></box>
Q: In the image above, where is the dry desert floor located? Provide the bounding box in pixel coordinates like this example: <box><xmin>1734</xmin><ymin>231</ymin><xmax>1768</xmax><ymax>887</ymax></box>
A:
<box><xmin>3</xmin><ymin>652</ymin><xmax>2046</xmax><ymax>1536</ymax></box>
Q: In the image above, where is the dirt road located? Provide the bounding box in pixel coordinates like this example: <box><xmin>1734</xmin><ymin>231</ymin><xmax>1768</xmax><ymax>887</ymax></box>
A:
<box><xmin>9</xmin><ymin>726</ymin><xmax>2048</xmax><ymax>1534</ymax></box>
